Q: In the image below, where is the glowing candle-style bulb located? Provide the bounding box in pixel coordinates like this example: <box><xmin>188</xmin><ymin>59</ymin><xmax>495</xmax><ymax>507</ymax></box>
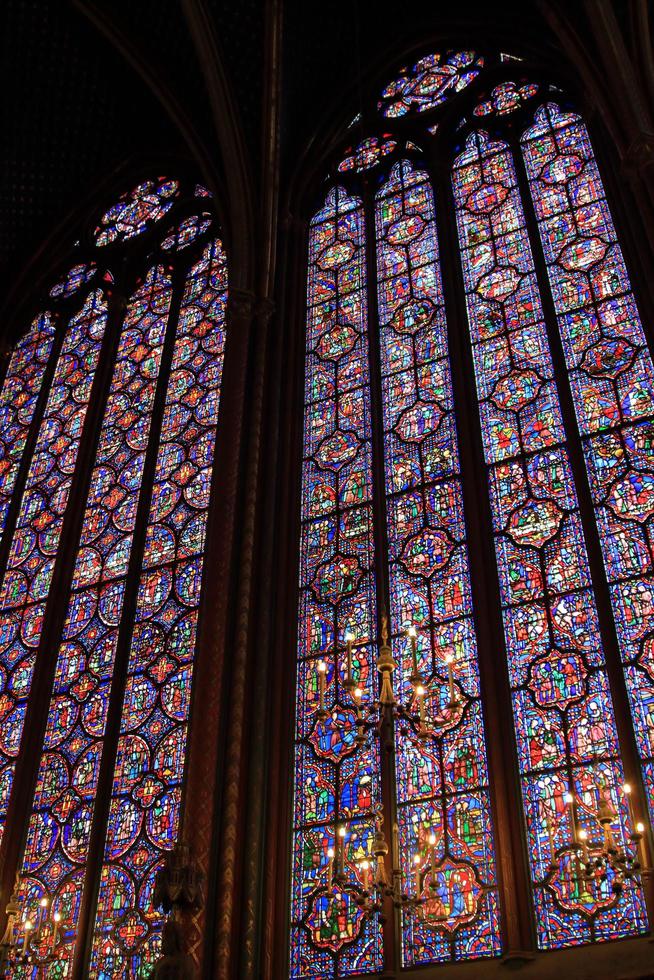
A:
<box><xmin>622</xmin><ymin>783</ymin><xmax>637</xmax><ymax>828</ymax></box>
<box><xmin>445</xmin><ymin>653</ymin><xmax>455</xmax><ymax>705</ymax></box>
<box><xmin>336</xmin><ymin>824</ymin><xmax>346</xmax><ymax>876</ymax></box>
<box><xmin>37</xmin><ymin>896</ymin><xmax>48</xmax><ymax>934</ymax></box>
<box><xmin>317</xmin><ymin>660</ymin><xmax>326</xmax><ymax>714</ymax></box>
<box><xmin>428</xmin><ymin>831</ymin><xmax>437</xmax><ymax>870</ymax></box>
<box><xmin>53</xmin><ymin>911</ymin><xmax>61</xmax><ymax>946</ymax></box>
<box><xmin>413</xmin><ymin>853</ymin><xmax>422</xmax><ymax>894</ymax></box>
<box><xmin>564</xmin><ymin>791</ymin><xmax>577</xmax><ymax>842</ymax></box>
<box><xmin>22</xmin><ymin>920</ymin><xmax>32</xmax><ymax>956</ymax></box>
<box><xmin>345</xmin><ymin>631</ymin><xmax>355</xmax><ymax>684</ymax></box>
<box><xmin>360</xmin><ymin>859</ymin><xmax>370</xmax><ymax>892</ymax></box>
<box><xmin>327</xmin><ymin>847</ymin><xmax>334</xmax><ymax>891</ymax></box>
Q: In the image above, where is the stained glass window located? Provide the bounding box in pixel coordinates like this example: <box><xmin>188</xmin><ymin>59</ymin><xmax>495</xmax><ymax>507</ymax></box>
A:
<box><xmin>375</xmin><ymin>160</ymin><xmax>501</xmax><ymax>964</ymax></box>
<box><xmin>473</xmin><ymin>80</ymin><xmax>539</xmax><ymax>118</ymax></box>
<box><xmin>94</xmin><ymin>178</ymin><xmax>179</xmax><ymax>246</ymax></box>
<box><xmin>292</xmin><ymin>186</ymin><xmax>383</xmax><ymax>979</ymax></box>
<box><xmin>452</xmin><ymin>129</ymin><xmax>647</xmax><ymax>948</ymax></box>
<box><xmin>17</xmin><ymin>264</ymin><xmax>173</xmax><ymax>975</ymax></box>
<box><xmin>0</xmin><ymin>314</ymin><xmax>55</xmax><ymax>542</ymax></box>
<box><xmin>161</xmin><ymin>213</ymin><xmax>213</xmax><ymax>251</ymax></box>
<box><xmin>0</xmin><ymin>177</ymin><xmax>228</xmax><ymax>976</ymax></box>
<box><xmin>523</xmin><ymin>104</ymin><xmax>654</xmax><ymax>825</ymax></box>
<box><xmin>294</xmin><ymin>47</ymin><xmax>654</xmax><ymax>976</ymax></box>
<box><xmin>88</xmin><ymin>238</ymin><xmax>228</xmax><ymax>974</ymax></box>
<box><xmin>338</xmin><ymin>137</ymin><xmax>398</xmax><ymax>174</ymax></box>
<box><xmin>49</xmin><ymin>263</ymin><xmax>98</xmax><ymax>299</ymax></box>
<box><xmin>0</xmin><ymin>292</ymin><xmax>107</xmax><ymax>847</ymax></box>
<box><xmin>379</xmin><ymin>51</ymin><xmax>484</xmax><ymax>118</ymax></box>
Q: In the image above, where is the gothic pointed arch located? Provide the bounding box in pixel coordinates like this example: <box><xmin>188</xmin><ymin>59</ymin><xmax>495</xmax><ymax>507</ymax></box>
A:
<box><xmin>289</xmin><ymin>45</ymin><xmax>654</xmax><ymax>977</ymax></box>
<box><xmin>0</xmin><ymin>174</ymin><xmax>232</xmax><ymax>976</ymax></box>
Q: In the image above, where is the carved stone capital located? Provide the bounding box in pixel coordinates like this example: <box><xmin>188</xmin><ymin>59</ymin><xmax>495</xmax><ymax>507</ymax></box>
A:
<box><xmin>623</xmin><ymin>131</ymin><xmax>654</xmax><ymax>176</ymax></box>
<box><xmin>255</xmin><ymin>296</ymin><xmax>275</xmax><ymax>323</ymax></box>
<box><xmin>154</xmin><ymin>840</ymin><xmax>203</xmax><ymax>913</ymax></box>
<box><xmin>227</xmin><ymin>288</ymin><xmax>257</xmax><ymax>323</ymax></box>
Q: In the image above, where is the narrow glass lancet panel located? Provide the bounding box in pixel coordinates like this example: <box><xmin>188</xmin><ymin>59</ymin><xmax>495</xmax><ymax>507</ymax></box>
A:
<box><xmin>291</xmin><ymin>187</ymin><xmax>383</xmax><ymax>978</ymax></box>
<box><xmin>88</xmin><ymin>239</ymin><xmax>228</xmax><ymax>976</ymax></box>
<box><xmin>15</xmin><ymin>266</ymin><xmax>172</xmax><ymax>975</ymax></box>
<box><xmin>0</xmin><ymin>292</ymin><xmax>107</xmax><ymax>846</ymax></box>
<box><xmin>0</xmin><ymin>313</ymin><xmax>55</xmax><ymax>542</ymax></box>
<box><xmin>453</xmin><ymin>130</ymin><xmax>648</xmax><ymax>948</ymax></box>
<box><xmin>375</xmin><ymin>160</ymin><xmax>501</xmax><ymax>965</ymax></box>
<box><xmin>523</xmin><ymin>103</ymin><xmax>654</xmax><ymax>825</ymax></box>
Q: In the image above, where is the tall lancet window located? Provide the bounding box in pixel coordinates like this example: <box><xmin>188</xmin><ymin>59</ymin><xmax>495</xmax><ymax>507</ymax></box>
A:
<box><xmin>291</xmin><ymin>49</ymin><xmax>654</xmax><ymax>977</ymax></box>
<box><xmin>0</xmin><ymin>177</ymin><xmax>227</xmax><ymax>977</ymax></box>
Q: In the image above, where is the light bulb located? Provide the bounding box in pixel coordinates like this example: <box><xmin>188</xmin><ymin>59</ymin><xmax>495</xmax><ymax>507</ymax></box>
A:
<box><xmin>345</xmin><ymin>631</ymin><xmax>355</xmax><ymax>642</ymax></box>
<box><xmin>317</xmin><ymin>660</ymin><xmax>326</xmax><ymax>673</ymax></box>
<box><xmin>445</xmin><ymin>653</ymin><xmax>454</xmax><ymax>664</ymax></box>
<box><xmin>415</xmin><ymin>685</ymin><xmax>425</xmax><ymax>697</ymax></box>
<box><xmin>407</xmin><ymin>626</ymin><xmax>417</xmax><ymax>638</ymax></box>
<box><xmin>637</xmin><ymin>822</ymin><xmax>645</xmax><ymax>834</ymax></box>
<box><xmin>338</xmin><ymin>826</ymin><xmax>346</xmax><ymax>838</ymax></box>
<box><xmin>354</xmin><ymin>687</ymin><xmax>363</xmax><ymax>699</ymax></box>
<box><xmin>53</xmin><ymin>913</ymin><xmax>61</xmax><ymax>923</ymax></box>
<box><xmin>327</xmin><ymin>848</ymin><xmax>334</xmax><ymax>859</ymax></box>
<box><xmin>579</xmin><ymin>829</ymin><xmax>588</xmax><ymax>841</ymax></box>
<box><xmin>428</xmin><ymin>833</ymin><xmax>436</xmax><ymax>846</ymax></box>
<box><xmin>413</xmin><ymin>853</ymin><xmax>421</xmax><ymax>865</ymax></box>
<box><xmin>564</xmin><ymin>792</ymin><xmax>573</xmax><ymax>804</ymax></box>
<box><xmin>623</xmin><ymin>782</ymin><xmax>632</xmax><ymax>795</ymax></box>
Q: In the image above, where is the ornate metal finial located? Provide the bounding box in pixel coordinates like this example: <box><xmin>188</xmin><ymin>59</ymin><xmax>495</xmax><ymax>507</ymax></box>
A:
<box><xmin>381</xmin><ymin>612</ymin><xmax>389</xmax><ymax>647</ymax></box>
<box><xmin>154</xmin><ymin>840</ymin><xmax>203</xmax><ymax>913</ymax></box>
<box><xmin>0</xmin><ymin>876</ymin><xmax>21</xmax><ymax>970</ymax></box>
<box><xmin>377</xmin><ymin>611</ymin><xmax>396</xmax><ymax>707</ymax></box>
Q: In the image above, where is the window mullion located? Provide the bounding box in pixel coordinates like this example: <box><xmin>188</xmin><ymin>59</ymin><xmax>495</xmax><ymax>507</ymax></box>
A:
<box><xmin>360</xmin><ymin>176</ymin><xmax>399</xmax><ymax>973</ymax></box>
<box><xmin>425</xmin><ymin>142</ymin><xmax>537</xmax><ymax>956</ymax></box>
<box><xmin>510</xmin><ymin>128</ymin><xmax>654</xmax><ymax>926</ymax></box>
